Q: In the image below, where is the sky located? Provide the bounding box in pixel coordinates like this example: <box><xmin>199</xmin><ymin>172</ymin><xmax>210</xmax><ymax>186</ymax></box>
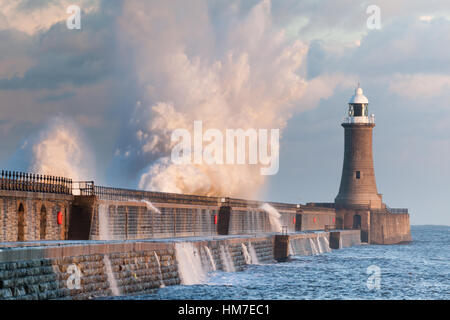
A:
<box><xmin>0</xmin><ymin>0</ymin><xmax>449</xmax><ymax>225</ymax></box>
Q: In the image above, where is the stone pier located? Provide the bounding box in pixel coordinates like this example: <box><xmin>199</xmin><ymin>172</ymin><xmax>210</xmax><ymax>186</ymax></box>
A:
<box><xmin>0</xmin><ymin>230</ymin><xmax>360</xmax><ymax>300</ymax></box>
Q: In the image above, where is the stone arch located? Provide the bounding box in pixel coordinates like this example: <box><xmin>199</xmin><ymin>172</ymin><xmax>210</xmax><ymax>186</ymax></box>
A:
<box><xmin>40</xmin><ymin>204</ymin><xmax>47</xmax><ymax>240</ymax></box>
<box><xmin>353</xmin><ymin>214</ymin><xmax>361</xmax><ymax>229</ymax></box>
<box><xmin>17</xmin><ymin>203</ymin><xmax>25</xmax><ymax>241</ymax></box>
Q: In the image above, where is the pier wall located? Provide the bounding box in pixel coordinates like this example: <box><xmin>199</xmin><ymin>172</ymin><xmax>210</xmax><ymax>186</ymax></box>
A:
<box><xmin>0</xmin><ymin>190</ymin><xmax>73</xmax><ymax>242</ymax></box>
<box><xmin>370</xmin><ymin>211</ymin><xmax>412</xmax><ymax>244</ymax></box>
<box><xmin>297</xmin><ymin>206</ymin><xmax>336</xmax><ymax>231</ymax></box>
<box><xmin>0</xmin><ymin>189</ymin><xmax>341</xmax><ymax>242</ymax></box>
<box><xmin>90</xmin><ymin>201</ymin><xmax>220</xmax><ymax>240</ymax></box>
<box><xmin>274</xmin><ymin>230</ymin><xmax>361</xmax><ymax>261</ymax></box>
<box><xmin>0</xmin><ymin>236</ymin><xmax>273</xmax><ymax>300</ymax></box>
<box><xmin>0</xmin><ymin>231</ymin><xmax>360</xmax><ymax>300</ymax></box>
<box><xmin>0</xmin><ymin>180</ymin><xmax>409</xmax><ymax>245</ymax></box>
<box><xmin>328</xmin><ymin>230</ymin><xmax>361</xmax><ymax>249</ymax></box>
<box><xmin>70</xmin><ymin>196</ymin><xmax>337</xmax><ymax>240</ymax></box>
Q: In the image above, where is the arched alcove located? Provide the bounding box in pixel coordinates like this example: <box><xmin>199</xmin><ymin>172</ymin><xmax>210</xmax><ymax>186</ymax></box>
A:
<box><xmin>17</xmin><ymin>203</ymin><xmax>25</xmax><ymax>241</ymax></box>
<box><xmin>40</xmin><ymin>205</ymin><xmax>47</xmax><ymax>240</ymax></box>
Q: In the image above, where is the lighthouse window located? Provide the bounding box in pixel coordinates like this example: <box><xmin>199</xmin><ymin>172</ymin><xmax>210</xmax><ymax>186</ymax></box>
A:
<box><xmin>356</xmin><ymin>171</ymin><xmax>361</xmax><ymax>179</ymax></box>
<box><xmin>353</xmin><ymin>104</ymin><xmax>363</xmax><ymax>116</ymax></box>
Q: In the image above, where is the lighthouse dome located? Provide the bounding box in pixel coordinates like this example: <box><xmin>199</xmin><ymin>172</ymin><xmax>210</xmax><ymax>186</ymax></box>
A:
<box><xmin>349</xmin><ymin>86</ymin><xmax>369</xmax><ymax>104</ymax></box>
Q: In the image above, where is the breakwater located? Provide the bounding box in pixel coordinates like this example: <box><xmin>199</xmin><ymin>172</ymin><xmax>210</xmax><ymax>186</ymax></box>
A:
<box><xmin>0</xmin><ymin>230</ymin><xmax>359</xmax><ymax>300</ymax></box>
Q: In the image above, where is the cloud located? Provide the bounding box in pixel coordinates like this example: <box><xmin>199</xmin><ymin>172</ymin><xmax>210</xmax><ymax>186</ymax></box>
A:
<box><xmin>389</xmin><ymin>73</ymin><xmax>450</xmax><ymax>101</ymax></box>
<box><xmin>0</xmin><ymin>0</ymin><xmax>100</xmax><ymax>35</ymax></box>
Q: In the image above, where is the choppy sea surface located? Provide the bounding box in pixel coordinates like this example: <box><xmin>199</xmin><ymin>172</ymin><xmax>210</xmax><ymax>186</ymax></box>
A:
<box><xmin>115</xmin><ymin>225</ymin><xmax>450</xmax><ymax>300</ymax></box>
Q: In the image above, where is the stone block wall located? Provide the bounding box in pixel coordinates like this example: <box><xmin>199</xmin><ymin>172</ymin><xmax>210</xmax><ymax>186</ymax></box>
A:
<box><xmin>329</xmin><ymin>230</ymin><xmax>361</xmax><ymax>249</ymax></box>
<box><xmin>0</xmin><ymin>236</ymin><xmax>276</xmax><ymax>300</ymax></box>
<box><xmin>228</xmin><ymin>209</ymin><xmax>271</xmax><ymax>234</ymax></box>
<box><xmin>89</xmin><ymin>201</ymin><xmax>220</xmax><ymax>240</ymax></box>
<box><xmin>297</xmin><ymin>207</ymin><xmax>336</xmax><ymax>231</ymax></box>
<box><xmin>0</xmin><ymin>191</ymin><xmax>72</xmax><ymax>242</ymax></box>
<box><xmin>370</xmin><ymin>211</ymin><xmax>412</xmax><ymax>244</ymax></box>
<box><xmin>288</xmin><ymin>232</ymin><xmax>332</xmax><ymax>256</ymax></box>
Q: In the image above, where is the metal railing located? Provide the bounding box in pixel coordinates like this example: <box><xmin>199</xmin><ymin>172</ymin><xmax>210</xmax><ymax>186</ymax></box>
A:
<box><xmin>93</xmin><ymin>185</ymin><xmax>220</xmax><ymax>206</ymax></box>
<box><xmin>386</xmin><ymin>207</ymin><xmax>409</xmax><ymax>214</ymax></box>
<box><xmin>342</xmin><ymin>114</ymin><xmax>375</xmax><ymax>124</ymax></box>
<box><xmin>0</xmin><ymin>170</ymin><xmax>72</xmax><ymax>195</ymax></box>
<box><xmin>220</xmin><ymin>197</ymin><xmax>299</xmax><ymax>211</ymax></box>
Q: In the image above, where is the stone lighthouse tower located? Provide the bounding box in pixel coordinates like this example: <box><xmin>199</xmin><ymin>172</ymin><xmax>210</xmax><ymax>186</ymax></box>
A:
<box><xmin>335</xmin><ymin>86</ymin><xmax>383</xmax><ymax>209</ymax></box>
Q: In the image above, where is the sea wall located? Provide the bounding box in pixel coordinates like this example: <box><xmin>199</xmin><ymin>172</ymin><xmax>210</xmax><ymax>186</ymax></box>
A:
<box><xmin>0</xmin><ymin>231</ymin><xmax>361</xmax><ymax>300</ymax></box>
<box><xmin>274</xmin><ymin>230</ymin><xmax>361</xmax><ymax>261</ymax></box>
<box><xmin>288</xmin><ymin>232</ymin><xmax>332</xmax><ymax>256</ymax></box>
<box><xmin>0</xmin><ymin>235</ymin><xmax>274</xmax><ymax>300</ymax></box>
<box><xmin>329</xmin><ymin>230</ymin><xmax>361</xmax><ymax>249</ymax></box>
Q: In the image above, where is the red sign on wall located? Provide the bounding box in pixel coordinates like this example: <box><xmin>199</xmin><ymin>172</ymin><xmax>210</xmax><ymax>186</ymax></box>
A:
<box><xmin>57</xmin><ymin>211</ymin><xmax>63</xmax><ymax>225</ymax></box>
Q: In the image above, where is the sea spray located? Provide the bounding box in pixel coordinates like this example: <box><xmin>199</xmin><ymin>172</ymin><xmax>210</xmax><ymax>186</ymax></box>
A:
<box><xmin>288</xmin><ymin>241</ymin><xmax>295</xmax><ymax>256</ymax></box>
<box><xmin>129</xmin><ymin>199</ymin><xmax>162</xmax><ymax>213</ymax></box>
<box><xmin>98</xmin><ymin>204</ymin><xmax>111</xmax><ymax>240</ymax></box>
<box><xmin>320</xmin><ymin>235</ymin><xmax>332</xmax><ymax>253</ymax></box>
<box><xmin>309</xmin><ymin>238</ymin><xmax>318</xmax><ymax>255</ymax></box>
<box><xmin>103</xmin><ymin>255</ymin><xmax>120</xmax><ymax>296</ymax></box>
<box><xmin>260</xmin><ymin>203</ymin><xmax>282</xmax><ymax>233</ymax></box>
<box><xmin>175</xmin><ymin>242</ymin><xmax>207</xmax><ymax>285</ymax></box>
<box><xmin>248</xmin><ymin>243</ymin><xmax>260</xmax><ymax>264</ymax></box>
<box><xmin>241</xmin><ymin>244</ymin><xmax>251</xmax><ymax>264</ymax></box>
<box><xmin>316</xmin><ymin>237</ymin><xmax>323</xmax><ymax>254</ymax></box>
<box><xmin>204</xmin><ymin>246</ymin><xmax>216</xmax><ymax>271</ymax></box>
<box><xmin>153</xmin><ymin>252</ymin><xmax>165</xmax><ymax>288</ymax></box>
<box><xmin>219</xmin><ymin>245</ymin><xmax>236</xmax><ymax>272</ymax></box>
<box><xmin>140</xmin><ymin>199</ymin><xmax>161</xmax><ymax>213</ymax></box>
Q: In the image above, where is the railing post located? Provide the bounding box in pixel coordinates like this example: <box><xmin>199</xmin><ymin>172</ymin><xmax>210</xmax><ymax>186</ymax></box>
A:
<box><xmin>18</xmin><ymin>172</ymin><xmax>22</xmax><ymax>191</ymax></box>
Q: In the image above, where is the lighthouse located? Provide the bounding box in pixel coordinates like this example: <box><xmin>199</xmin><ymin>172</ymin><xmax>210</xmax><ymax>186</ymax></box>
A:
<box><xmin>335</xmin><ymin>86</ymin><xmax>383</xmax><ymax>209</ymax></box>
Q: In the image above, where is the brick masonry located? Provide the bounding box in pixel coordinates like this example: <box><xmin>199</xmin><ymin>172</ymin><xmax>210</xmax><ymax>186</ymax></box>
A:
<box><xmin>0</xmin><ymin>190</ymin><xmax>72</xmax><ymax>242</ymax></box>
<box><xmin>0</xmin><ymin>189</ymin><xmax>410</xmax><ymax>245</ymax></box>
